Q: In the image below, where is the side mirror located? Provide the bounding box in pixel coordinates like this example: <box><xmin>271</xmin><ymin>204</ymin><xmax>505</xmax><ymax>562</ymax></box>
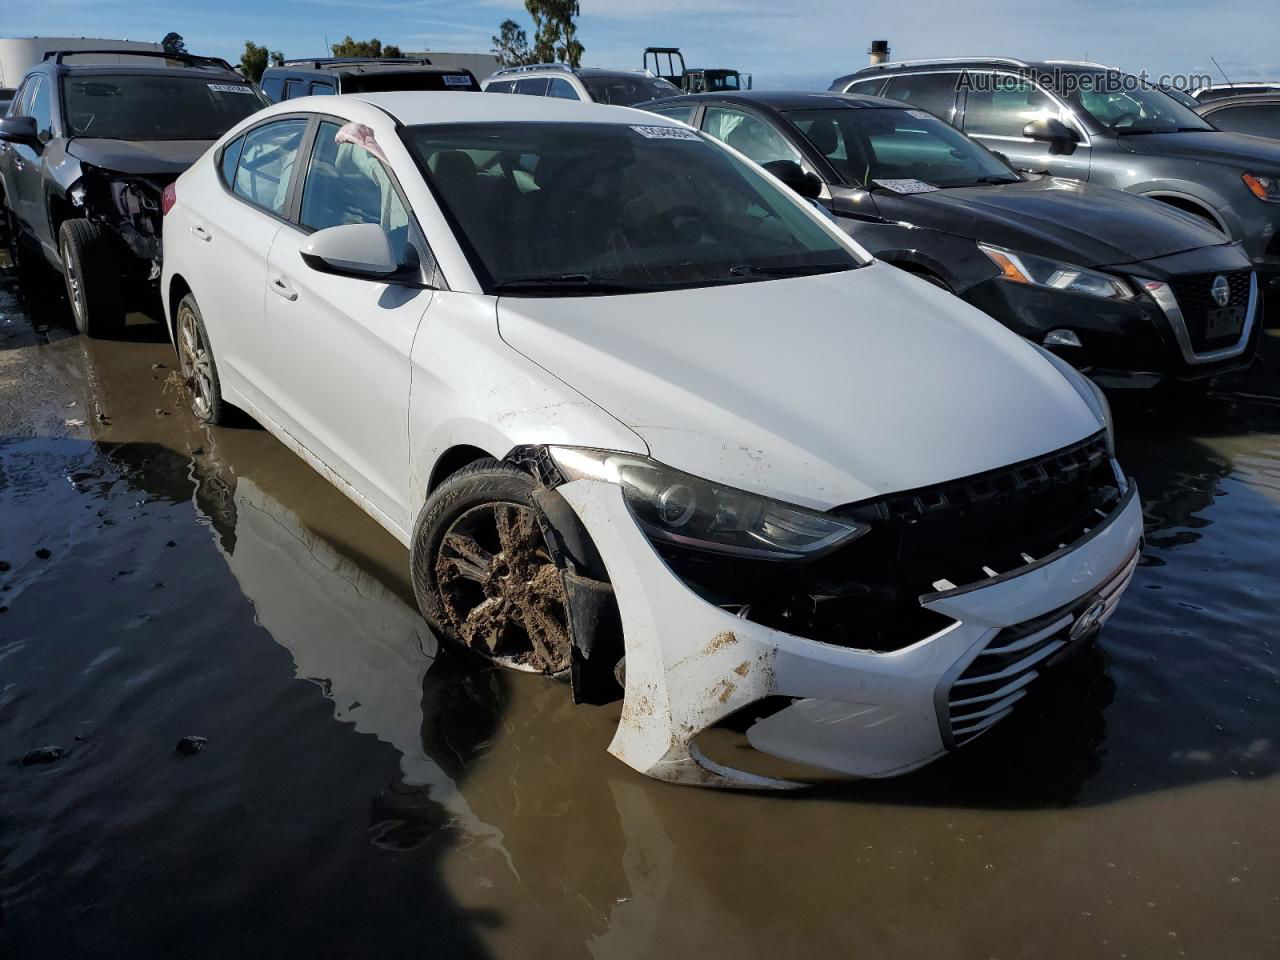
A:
<box><xmin>1022</xmin><ymin>117</ymin><xmax>1079</xmax><ymax>155</ymax></box>
<box><xmin>763</xmin><ymin>159</ymin><xmax>823</xmax><ymax>200</ymax></box>
<box><xmin>300</xmin><ymin>223</ymin><xmax>398</xmax><ymax>279</ymax></box>
<box><xmin>0</xmin><ymin>116</ymin><xmax>41</xmax><ymax>149</ymax></box>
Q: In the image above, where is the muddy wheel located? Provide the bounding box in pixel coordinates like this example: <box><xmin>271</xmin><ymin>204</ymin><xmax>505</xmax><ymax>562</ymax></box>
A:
<box><xmin>59</xmin><ymin>219</ymin><xmax>124</xmax><ymax>338</ymax></box>
<box><xmin>412</xmin><ymin>461</ymin><xmax>572</xmax><ymax>675</ymax></box>
<box><xmin>174</xmin><ymin>294</ymin><xmax>225</xmax><ymax>425</ymax></box>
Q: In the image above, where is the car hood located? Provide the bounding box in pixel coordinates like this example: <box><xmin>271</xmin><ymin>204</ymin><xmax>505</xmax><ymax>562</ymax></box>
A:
<box><xmin>497</xmin><ymin>265</ymin><xmax>1102</xmax><ymax>511</ymax></box>
<box><xmin>866</xmin><ymin>177</ymin><xmax>1227</xmax><ymax>267</ymax></box>
<box><xmin>1113</xmin><ymin>129</ymin><xmax>1280</xmax><ymax>168</ymax></box>
<box><xmin>67</xmin><ymin>138</ymin><xmax>213</xmax><ymax>175</ymax></box>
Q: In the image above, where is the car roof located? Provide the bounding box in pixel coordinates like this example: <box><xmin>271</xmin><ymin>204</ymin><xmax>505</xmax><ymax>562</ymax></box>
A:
<box><xmin>647</xmin><ymin>91</ymin><xmax>905</xmax><ymax>111</ymax></box>
<box><xmin>346</xmin><ymin>90</ymin><xmax>686</xmax><ymax>125</ymax></box>
<box><xmin>48</xmin><ymin>63</ymin><xmax>246</xmax><ymax>81</ymax></box>
<box><xmin>834</xmin><ymin>57</ymin><xmax>1122</xmax><ymax>86</ymax></box>
<box><xmin>271</xmin><ymin>62</ymin><xmax>466</xmax><ymax>77</ymax></box>
<box><xmin>1198</xmin><ymin>93</ymin><xmax>1280</xmax><ymax>110</ymax></box>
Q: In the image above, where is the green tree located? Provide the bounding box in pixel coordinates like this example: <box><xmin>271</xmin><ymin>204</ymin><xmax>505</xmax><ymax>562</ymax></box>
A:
<box><xmin>526</xmin><ymin>0</ymin><xmax>583</xmax><ymax>66</ymax></box>
<box><xmin>330</xmin><ymin>36</ymin><xmax>400</xmax><ymax>58</ymax></box>
<box><xmin>270</xmin><ymin>50</ymin><xmax>285</xmax><ymax>66</ymax></box>
<box><xmin>239</xmin><ymin>41</ymin><xmax>270</xmax><ymax>82</ymax></box>
<box><xmin>491</xmin><ymin>19</ymin><xmax>534</xmax><ymax>68</ymax></box>
<box><xmin>161</xmin><ymin>32</ymin><xmax>188</xmax><ymax>56</ymax></box>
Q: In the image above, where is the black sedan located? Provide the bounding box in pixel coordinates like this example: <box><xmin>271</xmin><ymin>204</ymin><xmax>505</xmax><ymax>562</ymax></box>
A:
<box><xmin>640</xmin><ymin>91</ymin><xmax>1261</xmax><ymax>388</ymax></box>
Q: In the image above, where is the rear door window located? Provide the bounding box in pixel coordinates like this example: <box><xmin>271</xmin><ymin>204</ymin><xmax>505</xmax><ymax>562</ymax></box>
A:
<box><xmin>309</xmin><ymin>82</ymin><xmax>336</xmax><ymax>96</ymax></box>
<box><xmin>283</xmin><ymin>79</ymin><xmax>304</xmax><ymax>101</ymax></box>
<box><xmin>843</xmin><ymin>77</ymin><xmax>886</xmax><ymax>97</ymax></box>
<box><xmin>514</xmin><ymin>77</ymin><xmax>550</xmax><ymax>97</ymax></box>
<box><xmin>231</xmin><ymin>118</ymin><xmax>308</xmax><ymax>215</ymax></box>
<box><xmin>485</xmin><ymin>80</ymin><xmax>515</xmax><ymax>94</ymax></box>
<box><xmin>646</xmin><ymin>104</ymin><xmax>696</xmax><ymax>124</ymax></box>
<box><xmin>219</xmin><ymin>134</ymin><xmax>245</xmax><ymax>186</ymax></box>
<box><xmin>881</xmin><ymin>73</ymin><xmax>961</xmax><ymax>123</ymax></box>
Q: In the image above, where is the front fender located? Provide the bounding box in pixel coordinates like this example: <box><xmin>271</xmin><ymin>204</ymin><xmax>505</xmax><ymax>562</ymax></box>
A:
<box><xmin>407</xmin><ymin>291</ymin><xmax>648</xmax><ymax>516</ymax></box>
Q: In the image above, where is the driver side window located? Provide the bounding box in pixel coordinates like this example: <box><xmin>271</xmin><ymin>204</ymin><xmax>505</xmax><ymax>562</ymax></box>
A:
<box><xmin>300</xmin><ymin>120</ymin><xmax>427</xmax><ymax>272</ymax></box>
<box><xmin>701</xmin><ymin>107</ymin><xmax>803</xmax><ymax>167</ymax></box>
<box><xmin>27</xmin><ymin>76</ymin><xmax>54</xmax><ymax>141</ymax></box>
<box><xmin>963</xmin><ymin>75</ymin><xmax>1060</xmax><ymax>139</ymax></box>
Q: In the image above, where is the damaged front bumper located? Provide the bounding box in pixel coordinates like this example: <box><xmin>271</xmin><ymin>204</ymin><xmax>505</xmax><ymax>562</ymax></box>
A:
<box><xmin>555</xmin><ymin>477</ymin><xmax>1143</xmax><ymax>789</ymax></box>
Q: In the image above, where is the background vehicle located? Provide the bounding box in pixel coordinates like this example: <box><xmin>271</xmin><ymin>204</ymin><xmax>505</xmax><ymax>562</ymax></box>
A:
<box><xmin>482</xmin><ymin>63</ymin><xmax>678</xmax><ymax>106</ymax></box>
<box><xmin>0</xmin><ymin>50</ymin><xmax>269</xmax><ymax>337</ymax></box>
<box><xmin>643</xmin><ymin>91</ymin><xmax>1259</xmax><ymax>388</ymax></box>
<box><xmin>829</xmin><ymin>58</ymin><xmax>1280</xmax><ymax>300</ymax></box>
<box><xmin>261</xmin><ymin>57</ymin><xmax>480</xmax><ymax>101</ymax></box>
<box><xmin>1192</xmin><ymin>82</ymin><xmax>1280</xmax><ymax>103</ymax></box>
<box><xmin>643</xmin><ymin>47</ymin><xmax>751</xmax><ymax>92</ymax></box>
<box><xmin>162</xmin><ymin>92</ymin><xmax>1138</xmax><ymax>787</ymax></box>
<box><xmin>1196</xmin><ymin>94</ymin><xmax>1280</xmax><ymax>141</ymax></box>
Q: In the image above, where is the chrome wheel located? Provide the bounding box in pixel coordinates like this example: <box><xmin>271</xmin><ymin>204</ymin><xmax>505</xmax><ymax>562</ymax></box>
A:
<box><xmin>177</xmin><ymin>304</ymin><xmax>214</xmax><ymax>421</ymax></box>
<box><xmin>62</xmin><ymin>238</ymin><xmax>85</xmax><ymax>326</ymax></box>
<box><xmin>434</xmin><ymin>501</ymin><xmax>571</xmax><ymax>674</ymax></box>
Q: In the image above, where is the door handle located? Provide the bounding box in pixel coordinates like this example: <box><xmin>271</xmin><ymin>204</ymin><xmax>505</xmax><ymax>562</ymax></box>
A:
<box><xmin>191</xmin><ymin>225</ymin><xmax>212</xmax><ymax>242</ymax></box>
<box><xmin>12</xmin><ymin>155</ymin><xmax>24</xmax><ymax>171</ymax></box>
<box><xmin>269</xmin><ymin>275</ymin><xmax>298</xmax><ymax>301</ymax></box>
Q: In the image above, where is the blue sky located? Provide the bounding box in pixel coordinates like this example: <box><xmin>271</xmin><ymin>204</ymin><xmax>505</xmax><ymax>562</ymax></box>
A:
<box><xmin>8</xmin><ymin>0</ymin><xmax>1277</xmax><ymax>89</ymax></box>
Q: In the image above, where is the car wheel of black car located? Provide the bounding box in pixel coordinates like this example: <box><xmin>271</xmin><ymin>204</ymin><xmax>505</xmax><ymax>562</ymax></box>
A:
<box><xmin>411</xmin><ymin>460</ymin><xmax>574</xmax><ymax>677</ymax></box>
<box><xmin>174</xmin><ymin>293</ymin><xmax>226</xmax><ymax>426</ymax></box>
<box><xmin>59</xmin><ymin>219</ymin><xmax>125</xmax><ymax>338</ymax></box>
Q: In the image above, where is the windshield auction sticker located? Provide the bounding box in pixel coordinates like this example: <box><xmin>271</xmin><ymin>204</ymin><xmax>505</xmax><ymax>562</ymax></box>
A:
<box><xmin>443</xmin><ymin>74</ymin><xmax>472</xmax><ymax>86</ymax></box>
<box><xmin>630</xmin><ymin>125</ymin><xmax>700</xmax><ymax>141</ymax></box>
<box><xmin>872</xmin><ymin>178</ymin><xmax>939</xmax><ymax>194</ymax></box>
<box><xmin>207</xmin><ymin>83</ymin><xmax>255</xmax><ymax>94</ymax></box>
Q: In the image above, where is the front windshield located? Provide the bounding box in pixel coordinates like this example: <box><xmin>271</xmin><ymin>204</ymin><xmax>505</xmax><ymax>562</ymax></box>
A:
<box><xmin>402</xmin><ymin>122</ymin><xmax>861</xmax><ymax>295</ymax></box>
<box><xmin>63</xmin><ymin>75</ymin><xmax>270</xmax><ymax>140</ymax></box>
<box><xmin>580</xmin><ymin>74</ymin><xmax>681</xmax><ymax>106</ymax></box>
<box><xmin>706</xmin><ymin>72</ymin><xmax>741</xmax><ymax>91</ymax></box>
<box><xmin>1056</xmin><ymin>72</ymin><xmax>1213</xmax><ymax>133</ymax></box>
<box><xmin>784</xmin><ymin>107</ymin><xmax>1019</xmax><ymax>189</ymax></box>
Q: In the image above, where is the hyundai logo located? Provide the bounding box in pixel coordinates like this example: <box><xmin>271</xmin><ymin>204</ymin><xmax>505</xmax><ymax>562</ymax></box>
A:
<box><xmin>1210</xmin><ymin>274</ymin><xmax>1231</xmax><ymax>308</ymax></box>
<box><xmin>1069</xmin><ymin>599</ymin><xmax>1107</xmax><ymax>642</ymax></box>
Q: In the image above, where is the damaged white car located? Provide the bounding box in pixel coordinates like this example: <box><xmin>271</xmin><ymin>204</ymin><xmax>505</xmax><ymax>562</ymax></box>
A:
<box><xmin>162</xmin><ymin>93</ymin><xmax>1143</xmax><ymax>788</ymax></box>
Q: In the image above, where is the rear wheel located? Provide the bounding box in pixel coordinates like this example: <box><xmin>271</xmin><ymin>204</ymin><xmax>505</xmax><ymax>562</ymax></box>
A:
<box><xmin>412</xmin><ymin>461</ymin><xmax>572</xmax><ymax>675</ymax></box>
<box><xmin>59</xmin><ymin>219</ymin><xmax>124</xmax><ymax>337</ymax></box>
<box><xmin>174</xmin><ymin>294</ymin><xmax>225</xmax><ymax>425</ymax></box>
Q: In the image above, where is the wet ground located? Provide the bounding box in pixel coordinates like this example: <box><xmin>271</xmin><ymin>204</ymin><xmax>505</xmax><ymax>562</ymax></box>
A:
<box><xmin>1</xmin><ymin>254</ymin><xmax>1278</xmax><ymax>960</ymax></box>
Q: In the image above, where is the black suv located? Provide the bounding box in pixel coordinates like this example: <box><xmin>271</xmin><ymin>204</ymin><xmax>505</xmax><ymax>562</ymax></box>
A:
<box><xmin>0</xmin><ymin>50</ymin><xmax>269</xmax><ymax>336</ymax></box>
<box><xmin>260</xmin><ymin>58</ymin><xmax>480</xmax><ymax>101</ymax></box>
<box><xmin>641</xmin><ymin>91</ymin><xmax>1259</xmax><ymax>387</ymax></box>
<box><xmin>830</xmin><ymin>59</ymin><xmax>1280</xmax><ymax>298</ymax></box>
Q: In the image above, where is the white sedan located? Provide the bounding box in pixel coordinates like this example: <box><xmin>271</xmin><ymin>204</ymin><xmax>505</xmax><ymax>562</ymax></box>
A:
<box><xmin>161</xmin><ymin>93</ymin><xmax>1142</xmax><ymax>788</ymax></box>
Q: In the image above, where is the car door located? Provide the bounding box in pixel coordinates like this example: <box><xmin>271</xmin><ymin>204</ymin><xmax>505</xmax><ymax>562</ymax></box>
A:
<box><xmin>262</xmin><ymin>118</ymin><xmax>436</xmax><ymax>531</ymax></box>
<box><xmin>7</xmin><ymin>76</ymin><xmax>51</xmax><ymax>245</ymax></box>
<box><xmin>959</xmin><ymin>71</ymin><xmax>1090</xmax><ymax>180</ymax></box>
<box><xmin>195</xmin><ymin>116</ymin><xmax>309</xmax><ymax>408</ymax></box>
<box><xmin>0</xmin><ymin>77</ymin><xmax>33</xmax><ymax>222</ymax></box>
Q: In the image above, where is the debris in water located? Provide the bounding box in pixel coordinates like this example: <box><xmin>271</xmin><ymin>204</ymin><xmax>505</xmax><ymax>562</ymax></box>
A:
<box><xmin>0</xmin><ymin>561</ymin><xmax>9</xmax><ymax>572</ymax></box>
<box><xmin>165</xmin><ymin>540</ymin><xmax>177</xmax><ymax>548</ymax></box>
<box><xmin>34</xmin><ymin>548</ymin><xmax>51</xmax><ymax>560</ymax></box>
<box><xmin>22</xmin><ymin>745</ymin><xmax>67</xmax><ymax>766</ymax></box>
<box><xmin>176</xmin><ymin>736</ymin><xmax>208</xmax><ymax>755</ymax></box>
<box><xmin>65</xmin><ymin>418</ymin><xmax>86</xmax><ymax>428</ymax></box>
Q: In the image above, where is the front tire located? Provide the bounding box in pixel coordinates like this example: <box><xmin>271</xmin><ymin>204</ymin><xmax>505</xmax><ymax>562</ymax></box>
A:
<box><xmin>174</xmin><ymin>293</ymin><xmax>225</xmax><ymax>425</ymax></box>
<box><xmin>59</xmin><ymin>219</ymin><xmax>125</xmax><ymax>337</ymax></box>
<box><xmin>411</xmin><ymin>461</ymin><xmax>572</xmax><ymax>676</ymax></box>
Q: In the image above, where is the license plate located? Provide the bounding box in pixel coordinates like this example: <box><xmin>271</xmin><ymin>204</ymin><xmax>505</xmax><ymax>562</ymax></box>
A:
<box><xmin>1204</xmin><ymin>305</ymin><xmax>1244</xmax><ymax>339</ymax></box>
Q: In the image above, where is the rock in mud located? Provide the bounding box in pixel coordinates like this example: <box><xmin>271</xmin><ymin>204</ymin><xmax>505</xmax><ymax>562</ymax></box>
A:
<box><xmin>176</xmin><ymin>736</ymin><xmax>208</xmax><ymax>755</ymax></box>
<box><xmin>22</xmin><ymin>745</ymin><xmax>67</xmax><ymax>766</ymax></box>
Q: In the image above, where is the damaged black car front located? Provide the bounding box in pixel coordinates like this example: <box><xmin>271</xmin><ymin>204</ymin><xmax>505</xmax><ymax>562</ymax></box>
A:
<box><xmin>2</xmin><ymin>55</ymin><xmax>268</xmax><ymax>337</ymax></box>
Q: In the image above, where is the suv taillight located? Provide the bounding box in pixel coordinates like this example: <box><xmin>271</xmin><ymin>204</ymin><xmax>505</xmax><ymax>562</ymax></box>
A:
<box><xmin>161</xmin><ymin>182</ymin><xmax>177</xmax><ymax>216</ymax></box>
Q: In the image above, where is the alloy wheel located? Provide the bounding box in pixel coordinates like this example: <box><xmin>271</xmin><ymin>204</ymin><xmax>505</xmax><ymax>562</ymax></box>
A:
<box><xmin>177</xmin><ymin>305</ymin><xmax>214</xmax><ymax>420</ymax></box>
<box><xmin>434</xmin><ymin>501</ymin><xmax>571</xmax><ymax>674</ymax></box>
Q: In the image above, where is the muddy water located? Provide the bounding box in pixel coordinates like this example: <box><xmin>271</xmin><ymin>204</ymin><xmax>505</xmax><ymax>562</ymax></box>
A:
<box><xmin>1</xmin><ymin>258</ymin><xmax>1277</xmax><ymax>960</ymax></box>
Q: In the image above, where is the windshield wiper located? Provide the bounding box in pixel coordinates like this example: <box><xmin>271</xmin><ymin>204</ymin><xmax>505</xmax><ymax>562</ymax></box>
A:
<box><xmin>491</xmin><ymin>274</ymin><xmax>649</xmax><ymax>295</ymax></box>
<box><xmin>973</xmin><ymin>175</ymin><xmax>1022</xmax><ymax>185</ymax></box>
<box><xmin>728</xmin><ymin>262</ymin><xmax>853</xmax><ymax>279</ymax></box>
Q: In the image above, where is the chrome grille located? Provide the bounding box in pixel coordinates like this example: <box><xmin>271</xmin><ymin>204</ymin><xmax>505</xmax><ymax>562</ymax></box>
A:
<box><xmin>1167</xmin><ymin>270</ymin><xmax>1252</xmax><ymax>351</ymax></box>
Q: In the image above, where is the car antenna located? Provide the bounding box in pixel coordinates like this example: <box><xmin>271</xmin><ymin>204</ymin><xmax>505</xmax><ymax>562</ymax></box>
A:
<box><xmin>1210</xmin><ymin>56</ymin><xmax>1233</xmax><ymax>88</ymax></box>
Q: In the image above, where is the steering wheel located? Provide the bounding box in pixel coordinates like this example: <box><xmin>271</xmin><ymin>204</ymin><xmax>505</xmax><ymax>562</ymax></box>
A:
<box><xmin>1107</xmin><ymin>112</ymin><xmax>1140</xmax><ymax>131</ymax></box>
<box><xmin>636</xmin><ymin>203</ymin><xmax>717</xmax><ymax>246</ymax></box>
